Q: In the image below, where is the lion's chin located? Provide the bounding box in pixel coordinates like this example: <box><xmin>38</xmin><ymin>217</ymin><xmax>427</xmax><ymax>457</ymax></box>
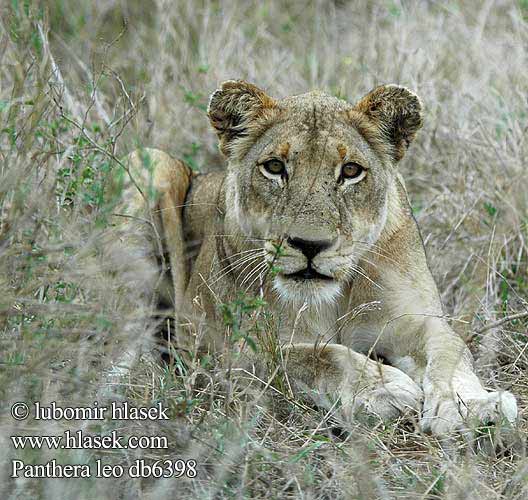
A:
<box><xmin>272</xmin><ymin>274</ymin><xmax>342</xmax><ymax>307</ymax></box>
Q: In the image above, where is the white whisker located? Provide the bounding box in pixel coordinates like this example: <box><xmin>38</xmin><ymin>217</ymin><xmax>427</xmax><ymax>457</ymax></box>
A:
<box><xmin>217</xmin><ymin>247</ymin><xmax>262</xmax><ymax>264</ymax></box>
<box><xmin>206</xmin><ymin>252</ymin><xmax>264</xmax><ymax>286</ymax></box>
<box><xmin>244</xmin><ymin>262</ymin><xmax>270</xmax><ymax>292</ymax></box>
<box><xmin>237</xmin><ymin>253</ymin><xmax>267</xmax><ymax>287</ymax></box>
<box><xmin>350</xmin><ymin>264</ymin><xmax>383</xmax><ymax>290</ymax></box>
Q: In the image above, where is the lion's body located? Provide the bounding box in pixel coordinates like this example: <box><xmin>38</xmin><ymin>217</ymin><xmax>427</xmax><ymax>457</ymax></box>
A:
<box><xmin>119</xmin><ymin>81</ymin><xmax>517</xmax><ymax>439</ymax></box>
<box><xmin>183</xmin><ymin>170</ymin><xmax>427</xmax><ymax>362</ymax></box>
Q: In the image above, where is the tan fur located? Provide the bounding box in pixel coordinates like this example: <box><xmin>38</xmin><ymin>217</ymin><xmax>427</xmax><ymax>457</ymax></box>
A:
<box><xmin>337</xmin><ymin>144</ymin><xmax>347</xmax><ymax>161</ymax></box>
<box><xmin>278</xmin><ymin>141</ymin><xmax>290</xmax><ymax>159</ymax></box>
<box><xmin>119</xmin><ymin>81</ymin><xmax>517</xmax><ymax>441</ymax></box>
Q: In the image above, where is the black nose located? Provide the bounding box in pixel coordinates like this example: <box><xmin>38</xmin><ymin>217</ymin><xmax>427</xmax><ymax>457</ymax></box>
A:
<box><xmin>287</xmin><ymin>236</ymin><xmax>333</xmax><ymax>260</ymax></box>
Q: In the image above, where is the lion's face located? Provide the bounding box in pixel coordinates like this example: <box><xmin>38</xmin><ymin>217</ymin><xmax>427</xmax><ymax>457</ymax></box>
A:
<box><xmin>208</xmin><ymin>81</ymin><xmax>422</xmax><ymax>305</ymax></box>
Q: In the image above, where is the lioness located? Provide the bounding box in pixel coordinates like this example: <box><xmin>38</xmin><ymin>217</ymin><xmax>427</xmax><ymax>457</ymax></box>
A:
<box><xmin>120</xmin><ymin>80</ymin><xmax>517</xmax><ymax>441</ymax></box>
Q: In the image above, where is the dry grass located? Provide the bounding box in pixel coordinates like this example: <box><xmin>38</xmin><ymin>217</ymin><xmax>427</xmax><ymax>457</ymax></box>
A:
<box><xmin>1</xmin><ymin>1</ymin><xmax>528</xmax><ymax>498</ymax></box>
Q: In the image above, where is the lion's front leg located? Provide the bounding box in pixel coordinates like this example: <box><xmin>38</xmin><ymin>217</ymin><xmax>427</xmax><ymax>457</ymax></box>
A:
<box><xmin>417</xmin><ymin>318</ymin><xmax>517</xmax><ymax>440</ymax></box>
<box><xmin>281</xmin><ymin>343</ymin><xmax>423</xmax><ymax>423</ymax></box>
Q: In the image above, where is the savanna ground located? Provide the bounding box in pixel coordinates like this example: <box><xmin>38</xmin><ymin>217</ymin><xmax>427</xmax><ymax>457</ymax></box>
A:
<box><xmin>1</xmin><ymin>1</ymin><xmax>528</xmax><ymax>498</ymax></box>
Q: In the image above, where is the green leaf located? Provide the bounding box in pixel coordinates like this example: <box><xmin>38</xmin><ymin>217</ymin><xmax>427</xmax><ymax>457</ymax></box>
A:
<box><xmin>289</xmin><ymin>441</ymin><xmax>324</xmax><ymax>463</ymax></box>
<box><xmin>484</xmin><ymin>201</ymin><xmax>497</xmax><ymax>217</ymax></box>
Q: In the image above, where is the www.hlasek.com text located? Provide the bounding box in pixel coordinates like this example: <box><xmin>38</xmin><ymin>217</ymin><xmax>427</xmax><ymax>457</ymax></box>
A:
<box><xmin>11</xmin><ymin>429</ymin><xmax>168</xmax><ymax>451</ymax></box>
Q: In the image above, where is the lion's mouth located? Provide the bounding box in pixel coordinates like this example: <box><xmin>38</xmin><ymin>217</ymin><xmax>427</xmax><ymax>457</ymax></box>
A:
<box><xmin>283</xmin><ymin>263</ymin><xmax>333</xmax><ymax>281</ymax></box>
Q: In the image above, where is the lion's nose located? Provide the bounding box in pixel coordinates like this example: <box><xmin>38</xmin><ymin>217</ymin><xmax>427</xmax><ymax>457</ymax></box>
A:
<box><xmin>286</xmin><ymin>236</ymin><xmax>334</xmax><ymax>260</ymax></box>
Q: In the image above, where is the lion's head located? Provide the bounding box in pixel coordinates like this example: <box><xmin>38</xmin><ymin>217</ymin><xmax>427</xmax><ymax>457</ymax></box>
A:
<box><xmin>207</xmin><ymin>81</ymin><xmax>423</xmax><ymax>305</ymax></box>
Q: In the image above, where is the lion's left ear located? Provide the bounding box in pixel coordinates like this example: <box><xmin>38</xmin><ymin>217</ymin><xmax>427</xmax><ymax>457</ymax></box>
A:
<box><xmin>208</xmin><ymin>80</ymin><xmax>278</xmax><ymax>157</ymax></box>
<box><xmin>352</xmin><ymin>85</ymin><xmax>423</xmax><ymax>162</ymax></box>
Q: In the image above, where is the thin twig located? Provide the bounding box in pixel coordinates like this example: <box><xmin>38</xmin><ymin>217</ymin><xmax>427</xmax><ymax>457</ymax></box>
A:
<box><xmin>469</xmin><ymin>311</ymin><xmax>528</xmax><ymax>339</ymax></box>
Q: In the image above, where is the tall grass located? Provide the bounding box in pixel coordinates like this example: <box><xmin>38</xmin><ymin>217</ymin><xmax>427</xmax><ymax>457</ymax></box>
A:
<box><xmin>1</xmin><ymin>1</ymin><xmax>527</xmax><ymax>498</ymax></box>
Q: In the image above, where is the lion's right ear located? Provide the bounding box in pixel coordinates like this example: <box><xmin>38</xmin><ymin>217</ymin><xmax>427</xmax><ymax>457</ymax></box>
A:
<box><xmin>207</xmin><ymin>80</ymin><xmax>277</xmax><ymax>157</ymax></box>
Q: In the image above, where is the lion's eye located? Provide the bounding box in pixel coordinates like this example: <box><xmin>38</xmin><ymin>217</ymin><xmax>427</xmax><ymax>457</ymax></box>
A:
<box><xmin>262</xmin><ymin>159</ymin><xmax>286</xmax><ymax>177</ymax></box>
<box><xmin>340</xmin><ymin>162</ymin><xmax>366</xmax><ymax>183</ymax></box>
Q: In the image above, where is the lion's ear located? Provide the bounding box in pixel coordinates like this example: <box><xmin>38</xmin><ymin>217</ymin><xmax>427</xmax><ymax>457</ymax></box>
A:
<box><xmin>353</xmin><ymin>85</ymin><xmax>423</xmax><ymax>162</ymax></box>
<box><xmin>207</xmin><ymin>80</ymin><xmax>277</xmax><ymax>157</ymax></box>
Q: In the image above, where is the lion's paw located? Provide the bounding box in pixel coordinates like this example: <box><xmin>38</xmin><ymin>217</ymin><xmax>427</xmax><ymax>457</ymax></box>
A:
<box><xmin>342</xmin><ymin>365</ymin><xmax>423</xmax><ymax>423</ymax></box>
<box><xmin>421</xmin><ymin>389</ymin><xmax>518</xmax><ymax>452</ymax></box>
